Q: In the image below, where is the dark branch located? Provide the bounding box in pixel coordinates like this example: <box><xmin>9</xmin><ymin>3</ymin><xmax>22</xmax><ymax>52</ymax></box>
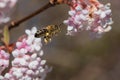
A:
<box><xmin>8</xmin><ymin>2</ymin><xmax>55</xmax><ymax>30</ymax></box>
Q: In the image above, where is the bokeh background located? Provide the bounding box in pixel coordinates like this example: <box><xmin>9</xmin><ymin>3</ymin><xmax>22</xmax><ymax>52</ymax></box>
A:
<box><xmin>2</xmin><ymin>0</ymin><xmax>120</xmax><ymax>80</ymax></box>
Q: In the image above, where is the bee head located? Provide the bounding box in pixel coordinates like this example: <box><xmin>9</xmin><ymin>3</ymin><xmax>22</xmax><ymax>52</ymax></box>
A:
<box><xmin>34</xmin><ymin>33</ymin><xmax>39</xmax><ymax>38</ymax></box>
<box><xmin>34</xmin><ymin>29</ymin><xmax>48</xmax><ymax>38</ymax></box>
<box><xmin>34</xmin><ymin>30</ymin><xmax>42</xmax><ymax>38</ymax></box>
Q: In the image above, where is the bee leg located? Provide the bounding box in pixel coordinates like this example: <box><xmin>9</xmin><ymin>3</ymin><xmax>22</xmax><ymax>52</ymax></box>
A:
<box><xmin>44</xmin><ymin>36</ymin><xmax>51</xmax><ymax>44</ymax></box>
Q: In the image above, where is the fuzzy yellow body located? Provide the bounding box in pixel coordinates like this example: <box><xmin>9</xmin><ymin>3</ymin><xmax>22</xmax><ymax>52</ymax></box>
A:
<box><xmin>35</xmin><ymin>25</ymin><xmax>60</xmax><ymax>43</ymax></box>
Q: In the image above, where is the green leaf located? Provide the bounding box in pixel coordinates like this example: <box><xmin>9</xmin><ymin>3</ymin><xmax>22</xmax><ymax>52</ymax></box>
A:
<box><xmin>3</xmin><ymin>26</ymin><xmax>10</xmax><ymax>45</ymax></box>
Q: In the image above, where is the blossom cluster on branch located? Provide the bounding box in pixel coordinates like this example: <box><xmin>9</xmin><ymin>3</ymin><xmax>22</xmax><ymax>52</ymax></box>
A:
<box><xmin>0</xmin><ymin>27</ymin><xmax>49</xmax><ymax>80</ymax></box>
<box><xmin>64</xmin><ymin>0</ymin><xmax>113</xmax><ymax>36</ymax></box>
<box><xmin>0</xmin><ymin>0</ymin><xmax>113</xmax><ymax>80</ymax></box>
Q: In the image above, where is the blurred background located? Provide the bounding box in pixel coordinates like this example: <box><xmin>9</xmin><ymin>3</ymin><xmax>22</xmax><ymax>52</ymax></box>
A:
<box><xmin>3</xmin><ymin>0</ymin><xmax>120</xmax><ymax>80</ymax></box>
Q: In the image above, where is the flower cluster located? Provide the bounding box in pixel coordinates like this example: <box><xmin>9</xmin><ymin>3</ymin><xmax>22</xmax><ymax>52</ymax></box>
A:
<box><xmin>64</xmin><ymin>0</ymin><xmax>113</xmax><ymax>36</ymax></box>
<box><xmin>0</xmin><ymin>50</ymin><xmax>10</xmax><ymax>74</ymax></box>
<box><xmin>0</xmin><ymin>0</ymin><xmax>17</xmax><ymax>24</ymax></box>
<box><xmin>0</xmin><ymin>27</ymin><xmax>49</xmax><ymax>80</ymax></box>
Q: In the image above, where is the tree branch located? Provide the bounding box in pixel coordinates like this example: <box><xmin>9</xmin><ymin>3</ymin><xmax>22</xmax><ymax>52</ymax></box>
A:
<box><xmin>8</xmin><ymin>2</ymin><xmax>56</xmax><ymax>30</ymax></box>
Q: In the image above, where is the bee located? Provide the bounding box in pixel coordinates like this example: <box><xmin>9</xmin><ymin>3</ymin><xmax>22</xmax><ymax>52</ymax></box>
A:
<box><xmin>35</xmin><ymin>24</ymin><xmax>61</xmax><ymax>43</ymax></box>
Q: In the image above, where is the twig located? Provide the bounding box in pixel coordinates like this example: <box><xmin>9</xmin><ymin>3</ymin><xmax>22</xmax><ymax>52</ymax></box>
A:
<box><xmin>8</xmin><ymin>2</ymin><xmax>55</xmax><ymax>30</ymax></box>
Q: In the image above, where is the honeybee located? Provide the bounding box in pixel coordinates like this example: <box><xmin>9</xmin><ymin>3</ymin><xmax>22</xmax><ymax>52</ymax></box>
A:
<box><xmin>35</xmin><ymin>25</ymin><xmax>61</xmax><ymax>43</ymax></box>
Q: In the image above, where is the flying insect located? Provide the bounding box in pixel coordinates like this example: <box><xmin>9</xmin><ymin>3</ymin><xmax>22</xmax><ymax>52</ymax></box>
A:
<box><xmin>35</xmin><ymin>24</ymin><xmax>61</xmax><ymax>43</ymax></box>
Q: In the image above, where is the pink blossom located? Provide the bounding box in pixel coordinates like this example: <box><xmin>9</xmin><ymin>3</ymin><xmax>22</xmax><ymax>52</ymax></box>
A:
<box><xmin>64</xmin><ymin>0</ymin><xmax>113</xmax><ymax>36</ymax></box>
<box><xmin>0</xmin><ymin>50</ymin><xmax>10</xmax><ymax>74</ymax></box>
<box><xmin>0</xmin><ymin>27</ymin><xmax>50</xmax><ymax>80</ymax></box>
<box><xmin>0</xmin><ymin>0</ymin><xmax>17</xmax><ymax>24</ymax></box>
